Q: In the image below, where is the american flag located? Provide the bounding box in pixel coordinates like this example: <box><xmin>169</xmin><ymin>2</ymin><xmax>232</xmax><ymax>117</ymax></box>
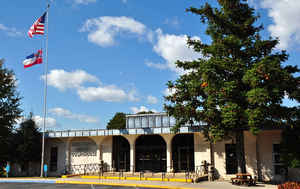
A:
<box><xmin>28</xmin><ymin>12</ymin><xmax>46</xmax><ymax>38</ymax></box>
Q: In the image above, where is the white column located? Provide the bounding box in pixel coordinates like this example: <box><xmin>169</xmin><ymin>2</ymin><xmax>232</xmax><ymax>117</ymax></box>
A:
<box><xmin>130</xmin><ymin>143</ymin><xmax>136</xmax><ymax>172</ymax></box>
<box><xmin>65</xmin><ymin>140</ymin><xmax>71</xmax><ymax>173</ymax></box>
<box><xmin>97</xmin><ymin>144</ymin><xmax>101</xmax><ymax>163</ymax></box>
<box><xmin>124</xmin><ymin>135</ymin><xmax>139</xmax><ymax>173</ymax></box>
<box><xmin>166</xmin><ymin>141</ymin><xmax>172</xmax><ymax>172</ymax></box>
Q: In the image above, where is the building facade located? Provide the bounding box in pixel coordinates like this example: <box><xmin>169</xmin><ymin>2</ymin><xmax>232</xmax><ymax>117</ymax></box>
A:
<box><xmin>45</xmin><ymin>113</ymin><xmax>285</xmax><ymax>181</ymax></box>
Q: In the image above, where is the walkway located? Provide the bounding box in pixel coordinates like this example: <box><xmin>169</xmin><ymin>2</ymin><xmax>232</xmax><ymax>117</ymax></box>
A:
<box><xmin>0</xmin><ymin>177</ymin><xmax>277</xmax><ymax>189</ymax></box>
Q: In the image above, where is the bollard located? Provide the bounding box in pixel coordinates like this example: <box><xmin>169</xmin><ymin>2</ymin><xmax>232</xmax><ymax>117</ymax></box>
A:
<box><xmin>185</xmin><ymin>171</ymin><xmax>190</xmax><ymax>182</ymax></box>
<box><xmin>119</xmin><ymin>170</ymin><xmax>124</xmax><ymax>179</ymax></box>
<box><xmin>139</xmin><ymin>171</ymin><xmax>144</xmax><ymax>180</ymax></box>
<box><xmin>162</xmin><ymin>172</ymin><xmax>166</xmax><ymax>180</ymax></box>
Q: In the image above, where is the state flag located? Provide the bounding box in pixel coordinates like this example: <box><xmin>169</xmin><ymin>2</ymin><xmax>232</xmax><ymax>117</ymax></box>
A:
<box><xmin>23</xmin><ymin>50</ymin><xmax>43</xmax><ymax>68</ymax></box>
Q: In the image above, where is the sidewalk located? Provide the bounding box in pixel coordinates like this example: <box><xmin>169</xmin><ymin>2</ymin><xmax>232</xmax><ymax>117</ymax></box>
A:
<box><xmin>0</xmin><ymin>177</ymin><xmax>278</xmax><ymax>189</ymax></box>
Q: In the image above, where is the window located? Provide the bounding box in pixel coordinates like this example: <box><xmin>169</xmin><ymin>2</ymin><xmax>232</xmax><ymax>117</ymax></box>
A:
<box><xmin>273</xmin><ymin>144</ymin><xmax>285</xmax><ymax>175</ymax></box>
<box><xmin>149</xmin><ymin>116</ymin><xmax>155</xmax><ymax>127</ymax></box>
<box><xmin>156</xmin><ymin>116</ymin><xmax>162</xmax><ymax>127</ymax></box>
<box><xmin>50</xmin><ymin>147</ymin><xmax>58</xmax><ymax>172</ymax></box>
<box><xmin>128</xmin><ymin>117</ymin><xmax>134</xmax><ymax>128</ymax></box>
<box><xmin>141</xmin><ymin>116</ymin><xmax>148</xmax><ymax>128</ymax></box>
<box><xmin>225</xmin><ymin>144</ymin><xmax>237</xmax><ymax>174</ymax></box>
<box><xmin>162</xmin><ymin>116</ymin><xmax>169</xmax><ymax>127</ymax></box>
<box><xmin>135</xmin><ymin>117</ymin><xmax>141</xmax><ymax>128</ymax></box>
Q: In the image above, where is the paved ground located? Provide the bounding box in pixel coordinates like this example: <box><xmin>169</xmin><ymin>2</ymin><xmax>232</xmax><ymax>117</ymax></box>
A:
<box><xmin>0</xmin><ymin>178</ymin><xmax>278</xmax><ymax>189</ymax></box>
<box><xmin>58</xmin><ymin>177</ymin><xmax>277</xmax><ymax>188</ymax></box>
<box><xmin>0</xmin><ymin>183</ymin><xmax>149</xmax><ymax>189</ymax></box>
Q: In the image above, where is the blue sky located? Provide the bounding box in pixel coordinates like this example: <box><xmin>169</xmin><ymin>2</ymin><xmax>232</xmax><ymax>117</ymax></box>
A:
<box><xmin>1</xmin><ymin>0</ymin><xmax>299</xmax><ymax>130</ymax></box>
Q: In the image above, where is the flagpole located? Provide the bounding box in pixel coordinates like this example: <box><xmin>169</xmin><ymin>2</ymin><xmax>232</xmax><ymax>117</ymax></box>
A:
<box><xmin>40</xmin><ymin>3</ymin><xmax>50</xmax><ymax>178</ymax></box>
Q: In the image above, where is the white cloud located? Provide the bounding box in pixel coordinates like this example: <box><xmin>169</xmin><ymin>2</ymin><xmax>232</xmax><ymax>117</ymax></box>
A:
<box><xmin>164</xmin><ymin>17</ymin><xmax>180</xmax><ymax>28</ymax></box>
<box><xmin>33</xmin><ymin>115</ymin><xmax>58</xmax><ymax>128</ymax></box>
<box><xmin>73</xmin><ymin>0</ymin><xmax>96</xmax><ymax>5</ymax></box>
<box><xmin>261</xmin><ymin>0</ymin><xmax>300</xmax><ymax>49</ymax></box>
<box><xmin>49</xmin><ymin>107</ymin><xmax>99</xmax><ymax>123</ymax></box>
<box><xmin>80</xmin><ymin>16</ymin><xmax>146</xmax><ymax>47</ymax></box>
<box><xmin>147</xmin><ymin>95</ymin><xmax>158</xmax><ymax>104</ymax></box>
<box><xmin>130</xmin><ymin>106</ymin><xmax>158</xmax><ymax>114</ymax></box>
<box><xmin>77</xmin><ymin>85</ymin><xmax>130</xmax><ymax>102</ymax></box>
<box><xmin>146</xmin><ymin>30</ymin><xmax>155</xmax><ymax>43</ymax></box>
<box><xmin>128</xmin><ymin>89</ymin><xmax>140</xmax><ymax>102</ymax></box>
<box><xmin>42</xmin><ymin>69</ymin><xmax>99</xmax><ymax>91</ymax></box>
<box><xmin>145</xmin><ymin>61</ymin><xmax>168</xmax><ymax>70</ymax></box>
<box><xmin>153</xmin><ymin>29</ymin><xmax>202</xmax><ymax>74</ymax></box>
<box><xmin>44</xmin><ymin>69</ymin><xmax>140</xmax><ymax>103</ymax></box>
<box><xmin>0</xmin><ymin>23</ymin><xmax>22</xmax><ymax>37</ymax></box>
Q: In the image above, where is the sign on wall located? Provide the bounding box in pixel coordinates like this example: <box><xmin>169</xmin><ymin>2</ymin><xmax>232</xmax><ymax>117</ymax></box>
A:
<box><xmin>71</xmin><ymin>141</ymin><xmax>97</xmax><ymax>157</ymax></box>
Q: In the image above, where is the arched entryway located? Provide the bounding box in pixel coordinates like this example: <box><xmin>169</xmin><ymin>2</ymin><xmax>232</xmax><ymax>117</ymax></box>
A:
<box><xmin>112</xmin><ymin>136</ymin><xmax>130</xmax><ymax>171</ymax></box>
<box><xmin>135</xmin><ymin>135</ymin><xmax>166</xmax><ymax>172</ymax></box>
<box><xmin>172</xmin><ymin>134</ymin><xmax>194</xmax><ymax>172</ymax></box>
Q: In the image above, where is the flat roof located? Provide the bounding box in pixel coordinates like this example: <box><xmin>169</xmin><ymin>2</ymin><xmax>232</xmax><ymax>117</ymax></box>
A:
<box><xmin>46</xmin><ymin>126</ymin><xmax>202</xmax><ymax>138</ymax></box>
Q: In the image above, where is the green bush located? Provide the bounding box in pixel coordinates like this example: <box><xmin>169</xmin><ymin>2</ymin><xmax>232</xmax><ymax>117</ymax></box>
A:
<box><xmin>278</xmin><ymin>182</ymin><xmax>300</xmax><ymax>189</ymax></box>
<box><xmin>0</xmin><ymin>167</ymin><xmax>6</xmax><ymax>177</ymax></box>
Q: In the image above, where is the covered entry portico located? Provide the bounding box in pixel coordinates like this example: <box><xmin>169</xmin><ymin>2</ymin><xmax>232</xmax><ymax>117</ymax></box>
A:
<box><xmin>45</xmin><ymin>113</ymin><xmax>202</xmax><ymax>175</ymax></box>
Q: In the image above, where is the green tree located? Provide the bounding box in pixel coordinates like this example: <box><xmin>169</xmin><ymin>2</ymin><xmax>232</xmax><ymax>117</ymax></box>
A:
<box><xmin>107</xmin><ymin>112</ymin><xmax>126</xmax><ymax>129</ymax></box>
<box><xmin>14</xmin><ymin>113</ymin><xmax>42</xmax><ymax>174</ymax></box>
<box><xmin>137</xmin><ymin>111</ymin><xmax>154</xmax><ymax>114</ymax></box>
<box><xmin>0</xmin><ymin>59</ymin><xmax>22</xmax><ymax>170</ymax></box>
<box><xmin>164</xmin><ymin>0</ymin><xmax>300</xmax><ymax>173</ymax></box>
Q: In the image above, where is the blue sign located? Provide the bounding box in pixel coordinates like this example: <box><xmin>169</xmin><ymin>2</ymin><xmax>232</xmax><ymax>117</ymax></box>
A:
<box><xmin>5</xmin><ymin>165</ymin><xmax>10</xmax><ymax>173</ymax></box>
<box><xmin>44</xmin><ymin>164</ymin><xmax>48</xmax><ymax>172</ymax></box>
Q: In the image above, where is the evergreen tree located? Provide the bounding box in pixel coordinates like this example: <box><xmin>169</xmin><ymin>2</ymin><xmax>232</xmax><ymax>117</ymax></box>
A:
<box><xmin>107</xmin><ymin>112</ymin><xmax>126</xmax><ymax>129</ymax></box>
<box><xmin>164</xmin><ymin>0</ymin><xmax>300</xmax><ymax>173</ymax></box>
<box><xmin>0</xmin><ymin>59</ymin><xmax>22</xmax><ymax>170</ymax></box>
<box><xmin>14</xmin><ymin>113</ymin><xmax>42</xmax><ymax>174</ymax></box>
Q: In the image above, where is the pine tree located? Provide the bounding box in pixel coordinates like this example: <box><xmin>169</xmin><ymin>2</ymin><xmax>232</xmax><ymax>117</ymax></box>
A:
<box><xmin>14</xmin><ymin>113</ymin><xmax>42</xmax><ymax>175</ymax></box>
<box><xmin>164</xmin><ymin>0</ymin><xmax>300</xmax><ymax>173</ymax></box>
<box><xmin>0</xmin><ymin>59</ymin><xmax>22</xmax><ymax>170</ymax></box>
<box><xmin>107</xmin><ymin>112</ymin><xmax>126</xmax><ymax>130</ymax></box>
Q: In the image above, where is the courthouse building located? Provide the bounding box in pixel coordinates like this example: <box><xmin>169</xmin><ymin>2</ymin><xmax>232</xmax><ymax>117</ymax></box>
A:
<box><xmin>45</xmin><ymin>112</ymin><xmax>285</xmax><ymax>181</ymax></box>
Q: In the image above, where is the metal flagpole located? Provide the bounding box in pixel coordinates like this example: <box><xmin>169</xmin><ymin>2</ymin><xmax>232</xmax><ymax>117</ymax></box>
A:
<box><xmin>40</xmin><ymin>3</ymin><xmax>50</xmax><ymax>178</ymax></box>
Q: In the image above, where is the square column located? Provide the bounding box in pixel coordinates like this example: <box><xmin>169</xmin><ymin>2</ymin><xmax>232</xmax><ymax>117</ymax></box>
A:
<box><xmin>130</xmin><ymin>143</ymin><xmax>135</xmax><ymax>172</ymax></box>
<box><xmin>65</xmin><ymin>140</ymin><xmax>71</xmax><ymax>173</ymax></box>
<box><xmin>167</xmin><ymin>141</ymin><xmax>172</xmax><ymax>172</ymax></box>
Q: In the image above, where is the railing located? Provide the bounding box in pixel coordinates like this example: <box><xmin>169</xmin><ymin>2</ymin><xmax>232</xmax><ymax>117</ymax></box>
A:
<box><xmin>65</xmin><ymin>163</ymin><xmax>105</xmax><ymax>175</ymax></box>
<box><xmin>46</xmin><ymin>126</ymin><xmax>202</xmax><ymax>138</ymax></box>
<box><xmin>64</xmin><ymin>163</ymin><xmax>206</xmax><ymax>177</ymax></box>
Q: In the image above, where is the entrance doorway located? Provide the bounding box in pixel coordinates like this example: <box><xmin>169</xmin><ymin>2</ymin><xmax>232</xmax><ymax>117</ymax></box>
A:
<box><xmin>225</xmin><ymin>144</ymin><xmax>237</xmax><ymax>174</ymax></box>
<box><xmin>135</xmin><ymin>135</ymin><xmax>166</xmax><ymax>172</ymax></box>
<box><xmin>172</xmin><ymin>134</ymin><xmax>194</xmax><ymax>172</ymax></box>
<box><xmin>112</xmin><ymin>136</ymin><xmax>130</xmax><ymax>171</ymax></box>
